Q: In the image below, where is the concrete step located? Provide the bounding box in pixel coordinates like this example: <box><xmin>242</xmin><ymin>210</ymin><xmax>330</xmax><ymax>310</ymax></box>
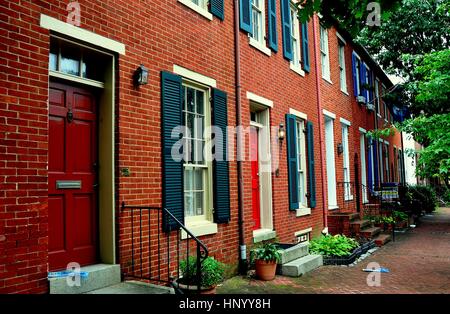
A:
<box><xmin>359</xmin><ymin>226</ymin><xmax>381</xmax><ymax>238</ymax></box>
<box><xmin>85</xmin><ymin>280</ymin><xmax>174</xmax><ymax>294</ymax></box>
<box><xmin>350</xmin><ymin>219</ymin><xmax>371</xmax><ymax>233</ymax></box>
<box><xmin>328</xmin><ymin>212</ymin><xmax>360</xmax><ymax>221</ymax></box>
<box><xmin>277</xmin><ymin>242</ymin><xmax>309</xmax><ymax>265</ymax></box>
<box><xmin>279</xmin><ymin>254</ymin><xmax>323</xmax><ymax>277</ymax></box>
<box><xmin>49</xmin><ymin>264</ymin><xmax>121</xmax><ymax>294</ymax></box>
<box><xmin>374</xmin><ymin>233</ymin><xmax>391</xmax><ymax>247</ymax></box>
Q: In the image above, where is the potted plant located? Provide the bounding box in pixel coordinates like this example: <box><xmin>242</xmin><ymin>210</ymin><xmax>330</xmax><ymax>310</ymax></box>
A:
<box><xmin>176</xmin><ymin>256</ymin><xmax>225</xmax><ymax>294</ymax></box>
<box><xmin>381</xmin><ymin>215</ymin><xmax>395</xmax><ymax>231</ymax></box>
<box><xmin>250</xmin><ymin>242</ymin><xmax>281</xmax><ymax>281</ymax></box>
<box><xmin>393</xmin><ymin>210</ymin><xmax>408</xmax><ymax>229</ymax></box>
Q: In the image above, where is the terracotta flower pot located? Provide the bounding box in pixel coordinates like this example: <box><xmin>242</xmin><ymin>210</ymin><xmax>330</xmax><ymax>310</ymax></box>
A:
<box><xmin>255</xmin><ymin>259</ymin><xmax>277</xmax><ymax>281</ymax></box>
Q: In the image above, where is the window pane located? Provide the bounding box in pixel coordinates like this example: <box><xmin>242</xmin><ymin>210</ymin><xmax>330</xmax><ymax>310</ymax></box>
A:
<box><xmin>60</xmin><ymin>45</ymin><xmax>80</xmax><ymax>76</ymax></box>
<box><xmin>184</xmin><ymin>192</ymin><xmax>194</xmax><ymax>217</ymax></box>
<box><xmin>194</xmin><ymin>169</ymin><xmax>203</xmax><ymax>190</ymax></box>
<box><xmin>184</xmin><ymin>168</ymin><xmax>194</xmax><ymax>191</ymax></box>
<box><xmin>196</xmin><ymin>90</ymin><xmax>204</xmax><ymax>115</ymax></box>
<box><xmin>49</xmin><ymin>40</ymin><xmax>58</xmax><ymax>71</ymax></box>
<box><xmin>195</xmin><ymin>192</ymin><xmax>204</xmax><ymax>216</ymax></box>
<box><xmin>82</xmin><ymin>51</ymin><xmax>105</xmax><ymax>81</ymax></box>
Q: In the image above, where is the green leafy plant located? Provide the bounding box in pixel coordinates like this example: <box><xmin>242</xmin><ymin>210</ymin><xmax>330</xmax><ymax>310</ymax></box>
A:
<box><xmin>408</xmin><ymin>185</ymin><xmax>438</xmax><ymax>214</ymax></box>
<box><xmin>309</xmin><ymin>234</ymin><xmax>359</xmax><ymax>257</ymax></box>
<box><xmin>250</xmin><ymin>242</ymin><xmax>281</xmax><ymax>264</ymax></box>
<box><xmin>380</xmin><ymin>216</ymin><xmax>395</xmax><ymax>224</ymax></box>
<box><xmin>393</xmin><ymin>210</ymin><xmax>408</xmax><ymax>222</ymax></box>
<box><xmin>179</xmin><ymin>256</ymin><xmax>225</xmax><ymax>288</ymax></box>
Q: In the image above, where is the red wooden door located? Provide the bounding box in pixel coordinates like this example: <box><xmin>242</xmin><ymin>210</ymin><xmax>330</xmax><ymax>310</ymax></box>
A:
<box><xmin>48</xmin><ymin>82</ymin><xmax>98</xmax><ymax>271</ymax></box>
<box><xmin>250</xmin><ymin>128</ymin><xmax>261</xmax><ymax>230</ymax></box>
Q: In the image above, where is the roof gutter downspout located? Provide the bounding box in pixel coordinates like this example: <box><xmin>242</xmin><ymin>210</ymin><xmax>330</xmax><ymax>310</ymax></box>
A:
<box><xmin>234</xmin><ymin>0</ymin><xmax>247</xmax><ymax>274</ymax></box>
<box><xmin>312</xmin><ymin>15</ymin><xmax>328</xmax><ymax>231</ymax></box>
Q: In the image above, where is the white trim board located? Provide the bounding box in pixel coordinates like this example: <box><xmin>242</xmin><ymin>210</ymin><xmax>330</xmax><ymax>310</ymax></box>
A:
<box><xmin>340</xmin><ymin>117</ymin><xmax>351</xmax><ymax>126</ymax></box>
<box><xmin>173</xmin><ymin>65</ymin><xmax>217</xmax><ymax>87</ymax></box>
<box><xmin>40</xmin><ymin>14</ymin><xmax>125</xmax><ymax>55</ymax></box>
<box><xmin>323</xmin><ymin>109</ymin><xmax>336</xmax><ymax>119</ymax></box>
<box><xmin>289</xmin><ymin>108</ymin><xmax>307</xmax><ymax>121</ymax></box>
<box><xmin>295</xmin><ymin>227</ymin><xmax>312</xmax><ymax>237</ymax></box>
<box><xmin>247</xmin><ymin>92</ymin><xmax>274</xmax><ymax>108</ymax></box>
<box><xmin>359</xmin><ymin>127</ymin><xmax>367</xmax><ymax>133</ymax></box>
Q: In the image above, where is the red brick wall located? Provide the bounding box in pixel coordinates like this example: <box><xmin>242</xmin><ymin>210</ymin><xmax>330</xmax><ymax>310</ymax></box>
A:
<box><xmin>0</xmin><ymin>0</ymin><xmax>402</xmax><ymax>294</ymax></box>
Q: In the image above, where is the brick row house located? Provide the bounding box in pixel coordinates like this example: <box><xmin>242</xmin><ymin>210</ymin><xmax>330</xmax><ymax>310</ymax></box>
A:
<box><xmin>0</xmin><ymin>0</ymin><xmax>406</xmax><ymax>293</ymax></box>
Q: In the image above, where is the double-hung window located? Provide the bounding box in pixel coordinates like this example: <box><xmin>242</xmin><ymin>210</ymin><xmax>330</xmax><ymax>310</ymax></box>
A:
<box><xmin>364</xmin><ymin>64</ymin><xmax>370</xmax><ymax>101</ymax></box>
<box><xmin>354</xmin><ymin>56</ymin><xmax>361</xmax><ymax>95</ymax></box>
<box><xmin>289</xmin><ymin>2</ymin><xmax>302</xmax><ymax>73</ymax></box>
<box><xmin>295</xmin><ymin>119</ymin><xmax>308</xmax><ymax>208</ymax></box>
<box><xmin>341</xmin><ymin>123</ymin><xmax>352</xmax><ymax>200</ymax></box>
<box><xmin>320</xmin><ymin>25</ymin><xmax>330</xmax><ymax>81</ymax></box>
<box><xmin>251</xmin><ymin>0</ymin><xmax>265</xmax><ymax>46</ymax></box>
<box><xmin>182</xmin><ymin>84</ymin><xmax>213</xmax><ymax>223</ymax></box>
<box><xmin>338</xmin><ymin>39</ymin><xmax>347</xmax><ymax>93</ymax></box>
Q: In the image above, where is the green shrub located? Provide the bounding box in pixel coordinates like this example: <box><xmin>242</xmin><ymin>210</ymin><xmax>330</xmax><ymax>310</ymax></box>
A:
<box><xmin>393</xmin><ymin>210</ymin><xmax>408</xmax><ymax>222</ymax></box>
<box><xmin>180</xmin><ymin>256</ymin><xmax>225</xmax><ymax>288</ymax></box>
<box><xmin>408</xmin><ymin>185</ymin><xmax>438</xmax><ymax>214</ymax></box>
<box><xmin>250</xmin><ymin>242</ymin><xmax>281</xmax><ymax>263</ymax></box>
<box><xmin>309</xmin><ymin>234</ymin><xmax>359</xmax><ymax>257</ymax></box>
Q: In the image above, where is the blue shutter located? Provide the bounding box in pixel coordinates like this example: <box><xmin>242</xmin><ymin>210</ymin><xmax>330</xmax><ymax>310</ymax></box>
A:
<box><xmin>301</xmin><ymin>22</ymin><xmax>310</xmax><ymax>72</ymax></box>
<box><xmin>286</xmin><ymin>114</ymin><xmax>299</xmax><ymax>210</ymax></box>
<box><xmin>212</xmin><ymin>88</ymin><xmax>230</xmax><ymax>223</ymax></box>
<box><xmin>360</xmin><ymin>62</ymin><xmax>367</xmax><ymax>99</ymax></box>
<box><xmin>210</xmin><ymin>0</ymin><xmax>224</xmax><ymax>20</ymax></box>
<box><xmin>368</xmin><ymin>69</ymin><xmax>374</xmax><ymax>103</ymax></box>
<box><xmin>280</xmin><ymin>0</ymin><xmax>292</xmax><ymax>61</ymax></box>
<box><xmin>306</xmin><ymin>121</ymin><xmax>316</xmax><ymax>208</ymax></box>
<box><xmin>239</xmin><ymin>0</ymin><xmax>252</xmax><ymax>34</ymax></box>
<box><xmin>367</xmin><ymin>137</ymin><xmax>373</xmax><ymax>191</ymax></box>
<box><xmin>373</xmin><ymin>139</ymin><xmax>379</xmax><ymax>187</ymax></box>
<box><xmin>352</xmin><ymin>52</ymin><xmax>358</xmax><ymax>96</ymax></box>
<box><xmin>267</xmin><ymin>0</ymin><xmax>278</xmax><ymax>52</ymax></box>
<box><xmin>161</xmin><ymin>71</ymin><xmax>184</xmax><ymax>232</ymax></box>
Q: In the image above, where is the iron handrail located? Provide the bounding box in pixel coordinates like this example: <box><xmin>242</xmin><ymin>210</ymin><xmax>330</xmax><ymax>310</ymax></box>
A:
<box><xmin>121</xmin><ymin>202</ymin><xmax>209</xmax><ymax>293</ymax></box>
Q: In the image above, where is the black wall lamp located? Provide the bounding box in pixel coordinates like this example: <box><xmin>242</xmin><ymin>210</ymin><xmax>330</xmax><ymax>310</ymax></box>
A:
<box><xmin>133</xmin><ymin>64</ymin><xmax>148</xmax><ymax>87</ymax></box>
<box><xmin>278</xmin><ymin>123</ymin><xmax>285</xmax><ymax>142</ymax></box>
<box><xmin>337</xmin><ymin>143</ymin><xmax>344</xmax><ymax>155</ymax></box>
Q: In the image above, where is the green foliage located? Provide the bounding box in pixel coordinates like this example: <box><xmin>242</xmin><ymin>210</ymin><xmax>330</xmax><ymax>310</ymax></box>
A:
<box><xmin>364</xmin><ymin>215</ymin><xmax>396</xmax><ymax>224</ymax></box>
<box><xmin>309</xmin><ymin>234</ymin><xmax>359</xmax><ymax>257</ymax></box>
<box><xmin>250</xmin><ymin>242</ymin><xmax>281</xmax><ymax>263</ymax></box>
<box><xmin>398</xmin><ymin>114</ymin><xmax>450</xmax><ymax>184</ymax></box>
<box><xmin>407</xmin><ymin>185</ymin><xmax>438</xmax><ymax>214</ymax></box>
<box><xmin>180</xmin><ymin>256</ymin><xmax>225</xmax><ymax>288</ymax></box>
<box><xmin>413</xmin><ymin>49</ymin><xmax>450</xmax><ymax>115</ymax></box>
<box><xmin>393</xmin><ymin>210</ymin><xmax>409</xmax><ymax>222</ymax></box>
<box><xmin>295</xmin><ymin>0</ymin><xmax>401</xmax><ymax>37</ymax></box>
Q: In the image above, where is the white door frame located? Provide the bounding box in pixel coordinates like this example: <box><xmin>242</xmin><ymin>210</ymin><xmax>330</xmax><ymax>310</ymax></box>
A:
<box><xmin>324</xmin><ymin>115</ymin><xmax>337</xmax><ymax>209</ymax></box>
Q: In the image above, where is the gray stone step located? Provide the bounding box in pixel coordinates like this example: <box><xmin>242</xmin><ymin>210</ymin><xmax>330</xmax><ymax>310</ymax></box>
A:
<box><xmin>49</xmin><ymin>264</ymin><xmax>121</xmax><ymax>294</ymax></box>
<box><xmin>277</xmin><ymin>242</ymin><xmax>309</xmax><ymax>265</ymax></box>
<box><xmin>279</xmin><ymin>254</ymin><xmax>323</xmax><ymax>277</ymax></box>
<box><xmin>85</xmin><ymin>280</ymin><xmax>174</xmax><ymax>294</ymax></box>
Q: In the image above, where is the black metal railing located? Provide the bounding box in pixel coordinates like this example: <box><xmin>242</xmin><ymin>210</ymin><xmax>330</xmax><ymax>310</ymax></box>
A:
<box><xmin>121</xmin><ymin>202</ymin><xmax>208</xmax><ymax>293</ymax></box>
<box><xmin>336</xmin><ymin>181</ymin><xmax>358</xmax><ymax>212</ymax></box>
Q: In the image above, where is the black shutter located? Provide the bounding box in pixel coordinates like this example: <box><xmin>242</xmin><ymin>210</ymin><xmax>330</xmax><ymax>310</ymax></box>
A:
<box><xmin>212</xmin><ymin>88</ymin><xmax>230</xmax><ymax>223</ymax></box>
<box><xmin>267</xmin><ymin>0</ymin><xmax>278</xmax><ymax>51</ymax></box>
<box><xmin>286</xmin><ymin>114</ymin><xmax>299</xmax><ymax>210</ymax></box>
<box><xmin>161</xmin><ymin>71</ymin><xmax>184</xmax><ymax>231</ymax></box>
<box><xmin>306</xmin><ymin>121</ymin><xmax>316</xmax><ymax>208</ymax></box>
<box><xmin>210</xmin><ymin>0</ymin><xmax>224</xmax><ymax>20</ymax></box>
<box><xmin>239</xmin><ymin>0</ymin><xmax>252</xmax><ymax>34</ymax></box>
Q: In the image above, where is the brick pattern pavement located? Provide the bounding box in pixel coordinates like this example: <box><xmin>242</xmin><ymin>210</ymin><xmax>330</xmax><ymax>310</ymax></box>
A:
<box><xmin>217</xmin><ymin>208</ymin><xmax>450</xmax><ymax>294</ymax></box>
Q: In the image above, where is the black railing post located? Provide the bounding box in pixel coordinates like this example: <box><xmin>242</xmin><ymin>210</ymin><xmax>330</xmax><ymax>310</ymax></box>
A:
<box><xmin>197</xmin><ymin>244</ymin><xmax>201</xmax><ymax>292</ymax></box>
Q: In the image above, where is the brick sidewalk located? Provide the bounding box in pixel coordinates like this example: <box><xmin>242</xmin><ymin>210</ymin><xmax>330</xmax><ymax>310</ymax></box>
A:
<box><xmin>217</xmin><ymin>208</ymin><xmax>450</xmax><ymax>294</ymax></box>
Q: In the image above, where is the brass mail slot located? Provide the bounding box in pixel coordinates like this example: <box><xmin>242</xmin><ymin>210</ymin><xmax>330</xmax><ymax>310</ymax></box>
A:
<box><xmin>56</xmin><ymin>180</ymin><xmax>82</xmax><ymax>189</ymax></box>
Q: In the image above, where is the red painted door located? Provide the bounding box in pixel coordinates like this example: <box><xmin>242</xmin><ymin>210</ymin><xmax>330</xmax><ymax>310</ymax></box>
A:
<box><xmin>250</xmin><ymin>127</ymin><xmax>261</xmax><ymax>230</ymax></box>
<box><xmin>48</xmin><ymin>82</ymin><xmax>98</xmax><ymax>271</ymax></box>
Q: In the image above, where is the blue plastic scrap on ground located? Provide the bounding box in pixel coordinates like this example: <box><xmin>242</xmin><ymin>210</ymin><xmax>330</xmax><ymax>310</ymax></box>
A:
<box><xmin>48</xmin><ymin>271</ymin><xmax>89</xmax><ymax>279</ymax></box>
<box><xmin>362</xmin><ymin>267</ymin><xmax>390</xmax><ymax>273</ymax></box>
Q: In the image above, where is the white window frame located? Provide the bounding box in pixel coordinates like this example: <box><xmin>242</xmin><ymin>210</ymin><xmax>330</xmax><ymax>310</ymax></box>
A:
<box><xmin>296</xmin><ymin>119</ymin><xmax>308</xmax><ymax>209</ymax></box>
<box><xmin>382</xmin><ymin>84</ymin><xmax>388</xmax><ymax>122</ymax></box>
<box><xmin>178</xmin><ymin>0</ymin><xmax>213</xmax><ymax>21</ymax></box>
<box><xmin>177</xmin><ymin>77</ymin><xmax>217</xmax><ymax>238</ymax></box>
<box><xmin>320</xmin><ymin>25</ymin><xmax>331</xmax><ymax>82</ymax></box>
<box><xmin>359</xmin><ymin>130</ymin><xmax>369</xmax><ymax>203</ymax></box>
<box><xmin>378</xmin><ymin>140</ymin><xmax>384</xmax><ymax>183</ymax></box>
<box><xmin>249</xmin><ymin>0</ymin><xmax>271</xmax><ymax>56</ymax></box>
<box><xmin>289</xmin><ymin>2</ymin><xmax>305</xmax><ymax>76</ymax></box>
<box><xmin>385</xmin><ymin>142</ymin><xmax>390</xmax><ymax>182</ymax></box>
<box><xmin>364</xmin><ymin>64</ymin><xmax>370</xmax><ymax>101</ymax></box>
<box><xmin>338</xmin><ymin>39</ymin><xmax>347</xmax><ymax>93</ymax></box>
<box><xmin>341</xmin><ymin>123</ymin><xmax>353</xmax><ymax>200</ymax></box>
